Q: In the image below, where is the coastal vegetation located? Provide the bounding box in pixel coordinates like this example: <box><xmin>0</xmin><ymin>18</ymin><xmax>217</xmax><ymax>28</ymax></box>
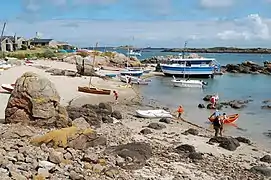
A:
<box><xmin>0</xmin><ymin>47</ymin><xmax>62</xmax><ymax>59</ymax></box>
<box><xmin>162</xmin><ymin>47</ymin><xmax>271</xmax><ymax>54</ymax></box>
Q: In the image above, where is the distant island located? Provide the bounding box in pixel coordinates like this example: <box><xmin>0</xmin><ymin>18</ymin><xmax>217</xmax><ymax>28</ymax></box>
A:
<box><xmin>162</xmin><ymin>47</ymin><xmax>271</xmax><ymax>54</ymax></box>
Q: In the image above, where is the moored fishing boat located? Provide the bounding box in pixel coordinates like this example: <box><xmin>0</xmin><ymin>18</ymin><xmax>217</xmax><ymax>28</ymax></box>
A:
<box><xmin>119</xmin><ymin>75</ymin><xmax>149</xmax><ymax>85</ymax></box>
<box><xmin>120</xmin><ymin>70</ymin><xmax>143</xmax><ymax>77</ymax></box>
<box><xmin>171</xmin><ymin>76</ymin><xmax>207</xmax><ymax>88</ymax></box>
<box><xmin>161</xmin><ymin>57</ymin><xmax>220</xmax><ymax>78</ymax></box>
<box><xmin>208</xmin><ymin>114</ymin><xmax>239</xmax><ymax>124</ymax></box>
<box><xmin>135</xmin><ymin>109</ymin><xmax>173</xmax><ymax>118</ymax></box>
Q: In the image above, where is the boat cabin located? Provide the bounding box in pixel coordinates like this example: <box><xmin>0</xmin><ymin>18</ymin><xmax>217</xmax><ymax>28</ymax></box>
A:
<box><xmin>169</xmin><ymin>58</ymin><xmax>216</xmax><ymax>67</ymax></box>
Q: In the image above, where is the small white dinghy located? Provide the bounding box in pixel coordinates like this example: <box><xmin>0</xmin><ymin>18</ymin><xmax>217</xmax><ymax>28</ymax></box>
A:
<box><xmin>119</xmin><ymin>75</ymin><xmax>150</xmax><ymax>85</ymax></box>
<box><xmin>136</xmin><ymin>109</ymin><xmax>173</xmax><ymax>118</ymax></box>
<box><xmin>1</xmin><ymin>84</ymin><xmax>15</xmax><ymax>92</ymax></box>
<box><xmin>171</xmin><ymin>76</ymin><xmax>207</xmax><ymax>88</ymax></box>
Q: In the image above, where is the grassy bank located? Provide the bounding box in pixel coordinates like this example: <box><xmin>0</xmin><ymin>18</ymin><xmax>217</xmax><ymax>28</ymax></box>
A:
<box><xmin>0</xmin><ymin>48</ymin><xmax>65</xmax><ymax>59</ymax></box>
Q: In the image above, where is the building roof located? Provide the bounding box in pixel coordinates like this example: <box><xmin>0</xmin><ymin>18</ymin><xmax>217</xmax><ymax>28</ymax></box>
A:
<box><xmin>30</xmin><ymin>38</ymin><xmax>54</xmax><ymax>43</ymax></box>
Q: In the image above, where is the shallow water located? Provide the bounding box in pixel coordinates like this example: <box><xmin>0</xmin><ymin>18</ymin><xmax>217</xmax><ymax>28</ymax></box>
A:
<box><xmin>137</xmin><ymin>52</ymin><xmax>271</xmax><ymax>150</ymax></box>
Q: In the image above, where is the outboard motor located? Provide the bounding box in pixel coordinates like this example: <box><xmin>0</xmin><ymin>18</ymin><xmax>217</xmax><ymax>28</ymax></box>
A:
<box><xmin>202</xmin><ymin>81</ymin><xmax>208</xmax><ymax>86</ymax></box>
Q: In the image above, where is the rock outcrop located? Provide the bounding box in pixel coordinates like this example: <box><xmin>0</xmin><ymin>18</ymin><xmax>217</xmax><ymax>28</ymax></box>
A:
<box><xmin>223</xmin><ymin>61</ymin><xmax>271</xmax><ymax>75</ymax></box>
<box><xmin>5</xmin><ymin>72</ymin><xmax>70</xmax><ymax>128</ymax></box>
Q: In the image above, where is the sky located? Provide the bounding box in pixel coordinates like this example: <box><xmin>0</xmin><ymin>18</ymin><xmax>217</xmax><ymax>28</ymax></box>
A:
<box><xmin>1</xmin><ymin>0</ymin><xmax>271</xmax><ymax>47</ymax></box>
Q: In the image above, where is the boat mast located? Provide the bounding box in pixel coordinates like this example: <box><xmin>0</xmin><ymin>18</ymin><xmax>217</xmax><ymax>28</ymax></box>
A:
<box><xmin>183</xmin><ymin>41</ymin><xmax>188</xmax><ymax>78</ymax></box>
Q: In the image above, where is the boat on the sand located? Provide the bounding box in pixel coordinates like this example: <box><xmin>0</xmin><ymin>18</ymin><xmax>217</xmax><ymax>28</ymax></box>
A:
<box><xmin>78</xmin><ymin>86</ymin><xmax>111</xmax><ymax>95</ymax></box>
<box><xmin>1</xmin><ymin>84</ymin><xmax>15</xmax><ymax>92</ymax></box>
<box><xmin>208</xmin><ymin>114</ymin><xmax>239</xmax><ymax>124</ymax></box>
<box><xmin>136</xmin><ymin>109</ymin><xmax>173</xmax><ymax>118</ymax></box>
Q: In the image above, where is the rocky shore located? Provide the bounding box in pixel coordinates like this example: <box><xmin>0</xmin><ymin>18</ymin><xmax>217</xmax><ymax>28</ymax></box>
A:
<box><xmin>0</xmin><ymin>60</ymin><xmax>270</xmax><ymax>180</ymax></box>
<box><xmin>223</xmin><ymin>61</ymin><xmax>271</xmax><ymax>75</ymax></box>
<box><xmin>162</xmin><ymin>47</ymin><xmax>271</xmax><ymax>54</ymax></box>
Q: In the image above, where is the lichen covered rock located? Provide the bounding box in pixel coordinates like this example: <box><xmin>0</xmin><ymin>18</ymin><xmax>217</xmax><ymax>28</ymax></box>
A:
<box><xmin>5</xmin><ymin>72</ymin><xmax>69</xmax><ymax>128</ymax></box>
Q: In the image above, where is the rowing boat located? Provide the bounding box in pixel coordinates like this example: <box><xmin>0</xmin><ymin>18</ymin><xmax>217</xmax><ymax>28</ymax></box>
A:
<box><xmin>208</xmin><ymin>114</ymin><xmax>239</xmax><ymax>124</ymax></box>
<box><xmin>1</xmin><ymin>84</ymin><xmax>15</xmax><ymax>92</ymax></box>
<box><xmin>78</xmin><ymin>86</ymin><xmax>111</xmax><ymax>95</ymax></box>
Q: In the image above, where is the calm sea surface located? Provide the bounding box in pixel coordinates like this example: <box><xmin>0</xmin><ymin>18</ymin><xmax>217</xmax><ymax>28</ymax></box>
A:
<box><xmin>110</xmin><ymin>48</ymin><xmax>271</xmax><ymax>149</ymax></box>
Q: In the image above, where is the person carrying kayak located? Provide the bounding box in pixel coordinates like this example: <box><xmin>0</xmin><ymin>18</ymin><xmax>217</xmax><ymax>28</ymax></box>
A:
<box><xmin>177</xmin><ymin>105</ymin><xmax>184</xmax><ymax>119</ymax></box>
<box><xmin>211</xmin><ymin>110</ymin><xmax>224</xmax><ymax>137</ymax></box>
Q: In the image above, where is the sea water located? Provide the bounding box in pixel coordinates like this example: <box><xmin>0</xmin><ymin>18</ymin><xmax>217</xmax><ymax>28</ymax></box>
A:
<box><xmin>137</xmin><ymin>52</ymin><xmax>271</xmax><ymax>150</ymax></box>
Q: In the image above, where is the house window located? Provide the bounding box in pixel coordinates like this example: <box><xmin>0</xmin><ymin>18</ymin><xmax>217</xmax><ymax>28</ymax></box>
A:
<box><xmin>6</xmin><ymin>39</ymin><xmax>9</xmax><ymax>43</ymax></box>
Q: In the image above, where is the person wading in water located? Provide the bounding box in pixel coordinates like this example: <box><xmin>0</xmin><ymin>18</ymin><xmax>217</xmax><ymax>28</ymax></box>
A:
<box><xmin>212</xmin><ymin>110</ymin><xmax>224</xmax><ymax>137</ymax></box>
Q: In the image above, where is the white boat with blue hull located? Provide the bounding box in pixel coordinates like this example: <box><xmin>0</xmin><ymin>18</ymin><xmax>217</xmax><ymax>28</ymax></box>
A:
<box><xmin>120</xmin><ymin>70</ymin><xmax>143</xmax><ymax>77</ymax></box>
<box><xmin>160</xmin><ymin>58</ymin><xmax>220</xmax><ymax>78</ymax></box>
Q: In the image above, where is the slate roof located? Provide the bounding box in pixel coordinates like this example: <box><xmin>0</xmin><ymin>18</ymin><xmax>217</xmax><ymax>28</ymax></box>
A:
<box><xmin>30</xmin><ymin>38</ymin><xmax>54</xmax><ymax>43</ymax></box>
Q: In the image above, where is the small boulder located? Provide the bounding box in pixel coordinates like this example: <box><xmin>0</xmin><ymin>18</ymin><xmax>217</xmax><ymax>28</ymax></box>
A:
<box><xmin>235</xmin><ymin>137</ymin><xmax>251</xmax><ymax>144</ymax></box>
<box><xmin>250</xmin><ymin>166</ymin><xmax>271</xmax><ymax>177</ymax></box>
<box><xmin>188</xmin><ymin>152</ymin><xmax>203</xmax><ymax>160</ymax></box>
<box><xmin>102</xmin><ymin>115</ymin><xmax>114</xmax><ymax>123</ymax></box>
<box><xmin>105</xmin><ymin>142</ymin><xmax>152</xmax><ymax>170</ymax></box>
<box><xmin>207</xmin><ymin>103</ymin><xmax>223</xmax><ymax>110</ymax></box>
<box><xmin>198</xmin><ymin>104</ymin><xmax>205</xmax><ymax>108</ymax></box>
<box><xmin>72</xmin><ymin>117</ymin><xmax>91</xmax><ymax>129</ymax></box>
<box><xmin>111</xmin><ymin>110</ymin><xmax>122</xmax><ymax>120</ymax></box>
<box><xmin>182</xmin><ymin>128</ymin><xmax>199</xmax><ymax>136</ymax></box>
<box><xmin>218</xmin><ymin>137</ymin><xmax>240</xmax><ymax>151</ymax></box>
<box><xmin>260</xmin><ymin>155</ymin><xmax>271</xmax><ymax>163</ymax></box>
<box><xmin>147</xmin><ymin>123</ymin><xmax>166</xmax><ymax>130</ymax></box>
<box><xmin>98</xmin><ymin>102</ymin><xmax>113</xmax><ymax>113</ymax></box>
<box><xmin>48</xmin><ymin>151</ymin><xmax>63</xmax><ymax>164</ymax></box>
<box><xmin>140</xmin><ymin>128</ymin><xmax>152</xmax><ymax>135</ymax></box>
<box><xmin>203</xmin><ymin>95</ymin><xmax>213</xmax><ymax>101</ymax></box>
<box><xmin>159</xmin><ymin>117</ymin><xmax>171</xmax><ymax>124</ymax></box>
<box><xmin>175</xmin><ymin>144</ymin><xmax>196</xmax><ymax>153</ymax></box>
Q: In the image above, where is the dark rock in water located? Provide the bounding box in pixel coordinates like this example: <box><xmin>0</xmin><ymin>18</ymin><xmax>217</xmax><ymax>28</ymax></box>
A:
<box><xmin>175</xmin><ymin>144</ymin><xmax>196</xmax><ymax>153</ymax></box>
<box><xmin>260</xmin><ymin>155</ymin><xmax>271</xmax><ymax>163</ymax></box>
<box><xmin>188</xmin><ymin>152</ymin><xmax>203</xmax><ymax>160</ymax></box>
<box><xmin>147</xmin><ymin>123</ymin><xmax>166</xmax><ymax>130</ymax></box>
<box><xmin>262</xmin><ymin>100</ymin><xmax>271</xmax><ymax>104</ymax></box>
<box><xmin>207</xmin><ymin>103</ymin><xmax>223</xmax><ymax>110</ymax></box>
<box><xmin>263</xmin><ymin>130</ymin><xmax>271</xmax><ymax>138</ymax></box>
<box><xmin>230</xmin><ymin>102</ymin><xmax>246</xmax><ymax>109</ymax></box>
<box><xmin>159</xmin><ymin>117</ymin><xmax>171</xmax><ymax>124</ymax></box>
<box><xmin>235</xmin><ymin>137</ymin><xmax>251</xmax><ymax>144</ymax></box>
<box><xmin>198</xmin><ymin>104</ymin><xmax>205</xmax><ymax>108</ymax></box>
<box><xmin>111</xmin><ymin>110</ymin><xmax>122</xmax><ymax>120</ymax></box>
<box><xmin>209</xmin><ymin>136</ymin><xmax>240</xmax><ymax>151</ymax></box>
<box><xmin>250</xmin><ymin>166</ymin><xmax>271</xmax><ymax>177</ymax></box>
<box><xmin>261</xmin><ymin>105</ymin><xmax>271</xmax><ymax>110</ymax></box>
<box><xmin>182</xmin><ymin>128</ymin><xmax>199</xmax><ymax>136</ymax></box>
<box><xmin>140</xmin><ymin>128</ymin><xmax>152</xmax><ymax>135</ymax></box>
<box><xmin>203</xmin><ymin>95</ymin><xmax>213</xmax><ymax>101</ymax></box>
<box><xmin>106</xmin><ymin>142</ymin><xmax>152</xmax><ymax>170</ymax></box>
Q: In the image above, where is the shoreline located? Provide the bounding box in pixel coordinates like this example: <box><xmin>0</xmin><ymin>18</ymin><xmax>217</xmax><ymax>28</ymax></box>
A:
<box><xmin>0</xmin><ymin>60</ymin><xmax>270</xmax><ymax>179</ymax></box>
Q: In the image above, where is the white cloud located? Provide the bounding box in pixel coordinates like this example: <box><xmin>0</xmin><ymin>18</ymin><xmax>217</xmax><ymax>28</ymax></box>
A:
<box><xmin>3</xmin><ymin>14</ymin><xmax>271</xmax><ymax>48</ymax></box>
<box><xmin>217</xmin><ymin>14</ymin><xmax>270</xmax><ymax>41</ymax></box>
<box><xmin>200</xmin><ymin>0</ymin><xmax>234</xmax><ymax>8</ymax></box>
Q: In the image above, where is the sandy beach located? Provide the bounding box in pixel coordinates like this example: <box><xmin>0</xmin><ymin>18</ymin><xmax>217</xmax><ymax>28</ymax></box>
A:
<box><xmin>0</xmin><ymin>60</ymin><xmax>270</xmax><ymax>180</ymax></box>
